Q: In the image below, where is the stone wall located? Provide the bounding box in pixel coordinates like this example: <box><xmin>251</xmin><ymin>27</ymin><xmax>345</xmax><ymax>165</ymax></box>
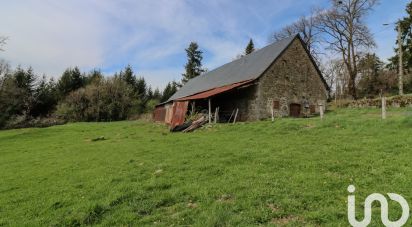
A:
<box><xmin>346</xmin><ymin>95</ymin><xmax>412</xmax><ymax>108</ymax></box>
<box><xmin>247</xmin><ymin>38</ymin><xmax>328</xmax><ymax>120</ymax></box>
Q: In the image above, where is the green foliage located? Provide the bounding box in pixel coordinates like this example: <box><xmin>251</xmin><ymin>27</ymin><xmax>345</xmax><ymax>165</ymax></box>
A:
<box><xmin>119</xmin><ymin>65</ymin><xmax>136</xmax><ymax>89</ymax></box>
<box><xmin>356</xmin><ymin>53</ymin><xmax>396</xmax><ymax>98</ymax></box>
<box><xmin>161</xmin><ymin>81</ymin><xmax>178</xmax><ymax>102</ymax></box>
<box><xmin>0</xmin><ymin>63</ymin><xmax>173</xmax><ymax>128</ymax></box>
<box><xmin>56</xmin><ymin>77</ymin><xmax>142</xmax><ymax>122</ymax></box>
<box><xmin>135</xmin><ymin>77</ymin><xmax>147</xmax><ymax>99</ymax></box>
<box><xmin>182</xmin><ymin>42</ymin><xmax>205</xmax><ymax>84</ymax></box>
<box><xmin>388</xmin><ymin>1</ymin><xmax>412</xmax><ymax>73</ymax></box>
<box><xmin>0</xmin><ymin>67</ymin><xmax>41</xmax><ymax>127</ymax></box>
<box><xmin>245</xmin><ymin>38</ymin><xmax>255</xmax><ymax>55</ymax></box>
<box><xmin>57</xmin><ymin>67</ymin><xmax>85</xmax><ymax>97</ymax></box>
<box><xmin>0</xmin><ymin>75</ymin><xmax>26</xmax><ymax>127</ymax></box>
<box><xmin>1</xmin><ymin>108</ymin><xmax>412</xmax><ymax>226</ymax></box>
<box><xmin>31</xmin><ymin>76</ymin><xmax>58</xmax><ymax>117</ymax></box>
<box><xmin>85</xmin><ymin>69</ymin><xmax>103</xmax><ymax>85</ymax></box>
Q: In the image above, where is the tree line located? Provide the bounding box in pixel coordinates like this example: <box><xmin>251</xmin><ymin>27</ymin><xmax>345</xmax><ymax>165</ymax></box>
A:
<box><xmin>272</xmin><ymin>0</ymin><xmax>412</xmax><ymax>100</ymax></box>
<box><xmin>0</xmin><ymin>63</ymin><xmax>178</xmax><ymax>129</ymax></box>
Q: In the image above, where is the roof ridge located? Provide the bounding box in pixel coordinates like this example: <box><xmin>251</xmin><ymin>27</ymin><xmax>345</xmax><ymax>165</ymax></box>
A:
<box><xmin>167</xmin><ymin>35</ymin><xmax>299</xmax><ymax>102</ymax></box>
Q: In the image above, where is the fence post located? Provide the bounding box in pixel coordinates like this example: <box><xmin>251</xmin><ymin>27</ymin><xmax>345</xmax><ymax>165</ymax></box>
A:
<box><xmin>319</xmin><ymin>103</ymin><xmax>324</xmax><ymax>120</ymax></box>
<box><xmin>382</xmin><ymin>96</ymin><xmax>387</xmax><ymax>120</ymax></box>
<box><xmin>208</xmin><ymin>98</ymin><xmax>212</xmax><ymax>124</ymax></box>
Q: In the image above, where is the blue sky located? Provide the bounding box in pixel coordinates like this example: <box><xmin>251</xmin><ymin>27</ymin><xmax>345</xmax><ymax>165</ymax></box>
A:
<box><xmin>0</xmin><ymin>0</ymin><xmax>408</xmax><ymax>89</ymax></box>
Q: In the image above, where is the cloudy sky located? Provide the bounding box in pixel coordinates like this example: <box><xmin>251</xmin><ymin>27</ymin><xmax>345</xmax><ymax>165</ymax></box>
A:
<box><xmin>0</xmin><ymin>0</ymin><xmax>408</xmax><ymax>89</ymax></box>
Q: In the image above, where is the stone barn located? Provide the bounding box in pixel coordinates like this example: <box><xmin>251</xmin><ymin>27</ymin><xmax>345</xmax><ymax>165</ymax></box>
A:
<box><xmin>154</xmin><ymin>35</ymin><xmax>329</xmax><ymax>127</ymax></box>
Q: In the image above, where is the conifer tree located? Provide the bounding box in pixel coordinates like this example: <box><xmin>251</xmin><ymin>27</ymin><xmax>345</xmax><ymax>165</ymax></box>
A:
<box><xmin>245</xmin><ymin>39</ymin><xmax>255</xmax><ymax>55</ymax></box>
<box><xmin>182</xmin><ymin>42</ymin><xmax>205</xmax><ymax>84</ymax></box>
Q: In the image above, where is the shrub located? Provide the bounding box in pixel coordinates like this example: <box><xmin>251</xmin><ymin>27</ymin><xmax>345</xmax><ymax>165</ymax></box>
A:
<box><xmin>56</xmin><ymin>78</ymin><xmax>143</xmax><ymax>122</ymax></box>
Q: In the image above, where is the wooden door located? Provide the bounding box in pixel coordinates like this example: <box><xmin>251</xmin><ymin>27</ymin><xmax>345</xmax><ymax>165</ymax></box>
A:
<box><xmin>289</xmin><ymin>103</ymin><xmax>301</xmax><ymax>118</ymax></box>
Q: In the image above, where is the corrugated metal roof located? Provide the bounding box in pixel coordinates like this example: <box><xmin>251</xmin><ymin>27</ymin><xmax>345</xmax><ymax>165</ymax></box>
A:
<box><xmin>168</xmin><ymin>35</ymin><xmax>298</xmax><ymax>102</ymax></box>
<box><xmin>176</xmin><ymin>79</ymin><xmax>254</xmax><ymax>101</ymax></box>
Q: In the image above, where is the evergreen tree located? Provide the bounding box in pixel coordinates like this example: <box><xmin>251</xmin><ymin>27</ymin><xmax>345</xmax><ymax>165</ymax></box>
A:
<box><xmin>0</xmin><ymin>74</ymin><xmax>26</xmax><ymax>127</ymax></box>
<box><xmin>119</xmin><ymin>65</ymin><xmax>136</xmax><ymax>88</ymax></box>
<box><xmin>57</xmin><ymin>67</ymin><xmax>85</xmax><ymax>97</ymax></box>
<box><xmin>245</xmin><ymin>39</ymin><xmax>255</xmax><ymax>55</ymax></box>
<box><xmin>182</xmin><ymin>42</ymin><xmax>205</xmax><ymax>84</ymax></box>
<box><xmin>135</xmin><ymin>77</ymin><xmax>147</xmax><ymax>99</ymax></box>
<box><xmin>86</xmin><ymin>69</ymin><xmax>103</xmax><ymax>85</ymax></box>
<box><xmin>13</xmin><ymin>67</ymin><xmax>37</xmax><ymax>115</ymax></box>
<box><xmin>161</xmin><ymin>82</ymin><xmax>178</xmax><ymax>102</ymax></box>
<box><xmin>146</xmin><ymin>87</ymin><xmax>153</xmax><ymax>100</ymax></box>
<box><xmin>31</xmin><ymin>76</ymin><xmax>58</xmax><ymax>117</ymax></box>
<box><xmin>152</xmin><ymin>88</ymin><xmax>162</xmax><ymax>100</ymax></box>
<box><xmin>14</xmin><ymin>66</ymin><xmax>36</xmax><ymax>94</ymax></box>
<box><xmin>388</xmin><ymin>2</ymin><xmax>412</xmax><ymax>73</ymax></box>
<box><xmin>357</xmin><ymin>54</ymin><xmax>384</xmax><ymax>97</ymax></box>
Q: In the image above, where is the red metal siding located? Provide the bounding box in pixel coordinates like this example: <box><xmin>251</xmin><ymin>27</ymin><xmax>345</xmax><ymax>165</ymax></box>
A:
<box><xmin>170</xmin><ymin>101</ymin><xmax>189</xmax><ymax>127</ymax></box>
<box><xmin>153</xmin><ymin>106</ymin><xmax>166</xmax><ymax>122</ymax></box>
<box><xmin>176</xmin><ymin>80</ymin><xmax>254</xmax><ymax>101</ymax></box>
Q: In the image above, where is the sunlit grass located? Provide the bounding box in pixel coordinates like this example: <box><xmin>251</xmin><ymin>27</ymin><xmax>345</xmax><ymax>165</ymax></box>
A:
<box><xmin>1</xmin><ymin>107</ymin><xmax>412</xmax><ymax>226</ymax></box>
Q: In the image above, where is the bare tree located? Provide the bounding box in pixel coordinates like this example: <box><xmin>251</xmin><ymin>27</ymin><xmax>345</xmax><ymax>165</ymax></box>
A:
<box><xmin>316</xmin><ymin>0</ymin><xmax>377</xmax><ymax>99</ymax></box>
<box><xmin>322</xmin><ymin>59</ymin><xmax>347</xmax><ymax>99</ymax></box>
<box><xmin>0</xmin><ymin>59</ymin><xmax>10</xmax><ymax>78</ymax></box>
<box><xmin>272</xmin><ymin>11</ymin><xmax>322</xmax><ymax>61</ymax></box>
<box><xmin>0</xmin><ymin>36</ymin><xmax>7</xmax><ymax>51</ymax></box>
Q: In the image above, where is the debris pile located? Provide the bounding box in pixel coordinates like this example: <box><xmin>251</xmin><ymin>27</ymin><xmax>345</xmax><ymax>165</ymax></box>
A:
<box><xmin>170</xmin><ymin>114</ymin><xmax>208</xmax><ymax>133</ymax></box>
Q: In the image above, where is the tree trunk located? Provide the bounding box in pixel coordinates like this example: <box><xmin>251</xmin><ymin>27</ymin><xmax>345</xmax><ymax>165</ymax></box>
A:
<box><xmin>348</xmin><ymin>72</ymin><xmax>357</xmax><ymax>99</ymax></box>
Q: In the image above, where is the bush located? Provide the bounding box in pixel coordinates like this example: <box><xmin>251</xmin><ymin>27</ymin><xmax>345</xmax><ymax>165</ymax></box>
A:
<box><xmin>56</xmin><ymin>78</ymin><xmax>143</xmax><ymax>122</ymax></box>
<box><xmin>342</xmin><ymin>95</ymin><xmax>412</xmax><ymax>108</ymax></box>
<box><xmin>2</xmin><ymin>115</ymin><xmax>65</xmax><ymax>130</ymax></box>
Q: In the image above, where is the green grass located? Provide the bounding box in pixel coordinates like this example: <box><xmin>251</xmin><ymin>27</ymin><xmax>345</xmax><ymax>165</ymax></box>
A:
<box><xmin>1</xmin><ymin>108</ymin><xmax>412</xmax><ymax>226</ymax></box>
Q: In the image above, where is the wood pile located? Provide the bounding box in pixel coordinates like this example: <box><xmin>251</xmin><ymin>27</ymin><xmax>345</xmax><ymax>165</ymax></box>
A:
<box><xmin>170</xmin><ymin>115</ymin><xmax>208</xmax><ymax>133</ymax></box>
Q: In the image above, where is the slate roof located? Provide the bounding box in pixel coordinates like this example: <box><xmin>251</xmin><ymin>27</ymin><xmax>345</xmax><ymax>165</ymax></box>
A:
<box><xmin>168</xmin><ymin>35</ymin><xmax>326</xmax><ymax>102</ymax></box>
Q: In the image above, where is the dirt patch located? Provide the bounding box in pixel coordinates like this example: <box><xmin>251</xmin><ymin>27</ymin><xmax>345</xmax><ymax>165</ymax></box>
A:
<box><xmin>217</xmin><ymin>194</ymin><xmax>235</xmax><ymax>203</ymax></box>
<box><xmin>270</xmin><ymin>215</ymin><xmax>301</xmax><ymax>226</ymax></box>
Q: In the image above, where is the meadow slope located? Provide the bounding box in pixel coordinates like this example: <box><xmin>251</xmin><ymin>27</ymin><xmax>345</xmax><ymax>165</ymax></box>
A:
<box><xmin>1</xmin><ymin>108</ymin><xmax>412</xmax><ymax>226</ymax></box>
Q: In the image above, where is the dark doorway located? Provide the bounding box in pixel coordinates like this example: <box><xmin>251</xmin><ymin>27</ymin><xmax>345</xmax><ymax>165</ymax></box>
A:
<box><xmin>289</xmin><ymin>103</ymin><xmax>301</xmax><ymax>117</ymax></box>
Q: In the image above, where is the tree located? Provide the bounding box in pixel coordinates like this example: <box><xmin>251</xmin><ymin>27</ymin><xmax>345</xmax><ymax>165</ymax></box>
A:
<box><xmin>387</xmin><ymin>1</ymin><xmax>412</xmax><ymax>90</ymax></box>
<box><xmin>272</xmin><ymin>11</ymin><xmax>322</xmax><ymax>60</ymax></box>
<box><xmin>31</xmin><ymin>76</ymin><xmax>58</xmax><ymax>117</ymax></box>
<box><xmin>57</xmin><ymin>67</ymin><xmax>85</xmax><ymax>97</ymax></box>
<box><xmin>316</xmin><ymin>0</ymin><xmax>377</xmax><ymax>99</ymax></box>
<box><xmin>152</xmin><ymin>88</ymin><xmax>162</xmax><ymax>101</ymax></box>
<box><xmin>0</xmin><ymin>59</ymin><xmax>11</xmax><ymax>78</ymax></box>
<box><xmin>161</xmin><ymin>81</ymin><xmax>178</xmax><ymax>102</ymax></box>
<box><xmin>0</xmin><ymin>75</ymin><xmax>26</xmax><ymax>127</ymax></box>
<box><xmin>0</xmin><ymin>36</ymin><xmax>7</xmax><ymax>51</ymax></box>
<box><xmin>182</xmin><ymin>42</ymin><xmax>205</xmax><ymax>84</ymax></box>
<box><xmin>0</xmin><ymin>66</ymin><xmax>37</xmax><ymax>126</ymax></box>
<box><xmin>119</xmin><ymin>65</ymin><xmax>136</xmax><ymax>88</ymax></box>
<box><xmin>56</xmin><ymin>77</ymin><xmax>140</xmax><ymax>122</ymax></box>
<box><xmin>322</xmin><ymin>58</ymin><xmax>346</xmax><ymax>98</ymax></box>
<box><xmin>357</xmin><ymin>53</ymin><xmax>384</xmax><ymax>97</ymax></box>
<box><xmin>13</xmin><ymin>67</ymin><xmax>37</xmax><ymax>115</ymax></box>
<box><xmin>135</xmin><ymin>77</ymin><xmax>147</xmax><ymax>99</ymax></box>
<box><xmin>86</xmin><ymin>69</ymin><xmax>103</xmax><ymax>85</ymax></box>
<box><xmin>245</xmin><ymin>39</ymin><xmax>255</xmax><ymax>55</ymax></box>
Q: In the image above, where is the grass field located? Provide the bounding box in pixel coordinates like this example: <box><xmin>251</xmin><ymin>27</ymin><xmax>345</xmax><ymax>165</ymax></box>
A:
<box><xmin>1</xmin><ymin>108</ymin><xmax>412</xmax><ymax>226</ymax></box>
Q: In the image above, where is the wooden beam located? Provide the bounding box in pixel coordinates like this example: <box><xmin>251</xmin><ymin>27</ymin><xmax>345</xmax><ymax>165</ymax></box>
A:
<box><xmin>233</xmin><ymin>108</ymin><xmax>239</xmax><ymax>124</ymax></box>
<box><xmin>382</xmin><ymin>96</ymin><xmax>387</xmax><ymax>120</ymax></box>
<box><xmin>214</xmin><ymin>107</ymin><xmax>219</xmax><ymax>124</ymax></box>
<box><xmin>319</xmin><ymin>103</ymin><xmax>324</xmax><ymax>120</ymax></box>
<box><xmin>228</xmin><ymin>109</ymin><xmax>235</xmax><ymax>123</ymax></box>
<box><xmin>271</xmin><ymin>106</ymin><xmax>275</xmax><ymax>122</ymax></box>
<box><xmin>208</xmin><ymin>98</ymin><xmax>212</xmax><ymax>124</ymax></box>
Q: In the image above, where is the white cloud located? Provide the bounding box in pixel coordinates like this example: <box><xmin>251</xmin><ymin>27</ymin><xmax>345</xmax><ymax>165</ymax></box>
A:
<box><xmin>0</xmin><ymin>0</ymin><xmax>106</xmax><ymax>77</ymax></box>
<box><xmin>3</xmin><ymin>0</ymin><xmax>401</xmax><ymax>89</ymax></box>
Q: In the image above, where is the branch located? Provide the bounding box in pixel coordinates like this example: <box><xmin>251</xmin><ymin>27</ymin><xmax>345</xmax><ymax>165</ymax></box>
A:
<box><xmin>0</xmin><ymin>36</ymin><xmax>8</xmax><ymax>51</ymax></box>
